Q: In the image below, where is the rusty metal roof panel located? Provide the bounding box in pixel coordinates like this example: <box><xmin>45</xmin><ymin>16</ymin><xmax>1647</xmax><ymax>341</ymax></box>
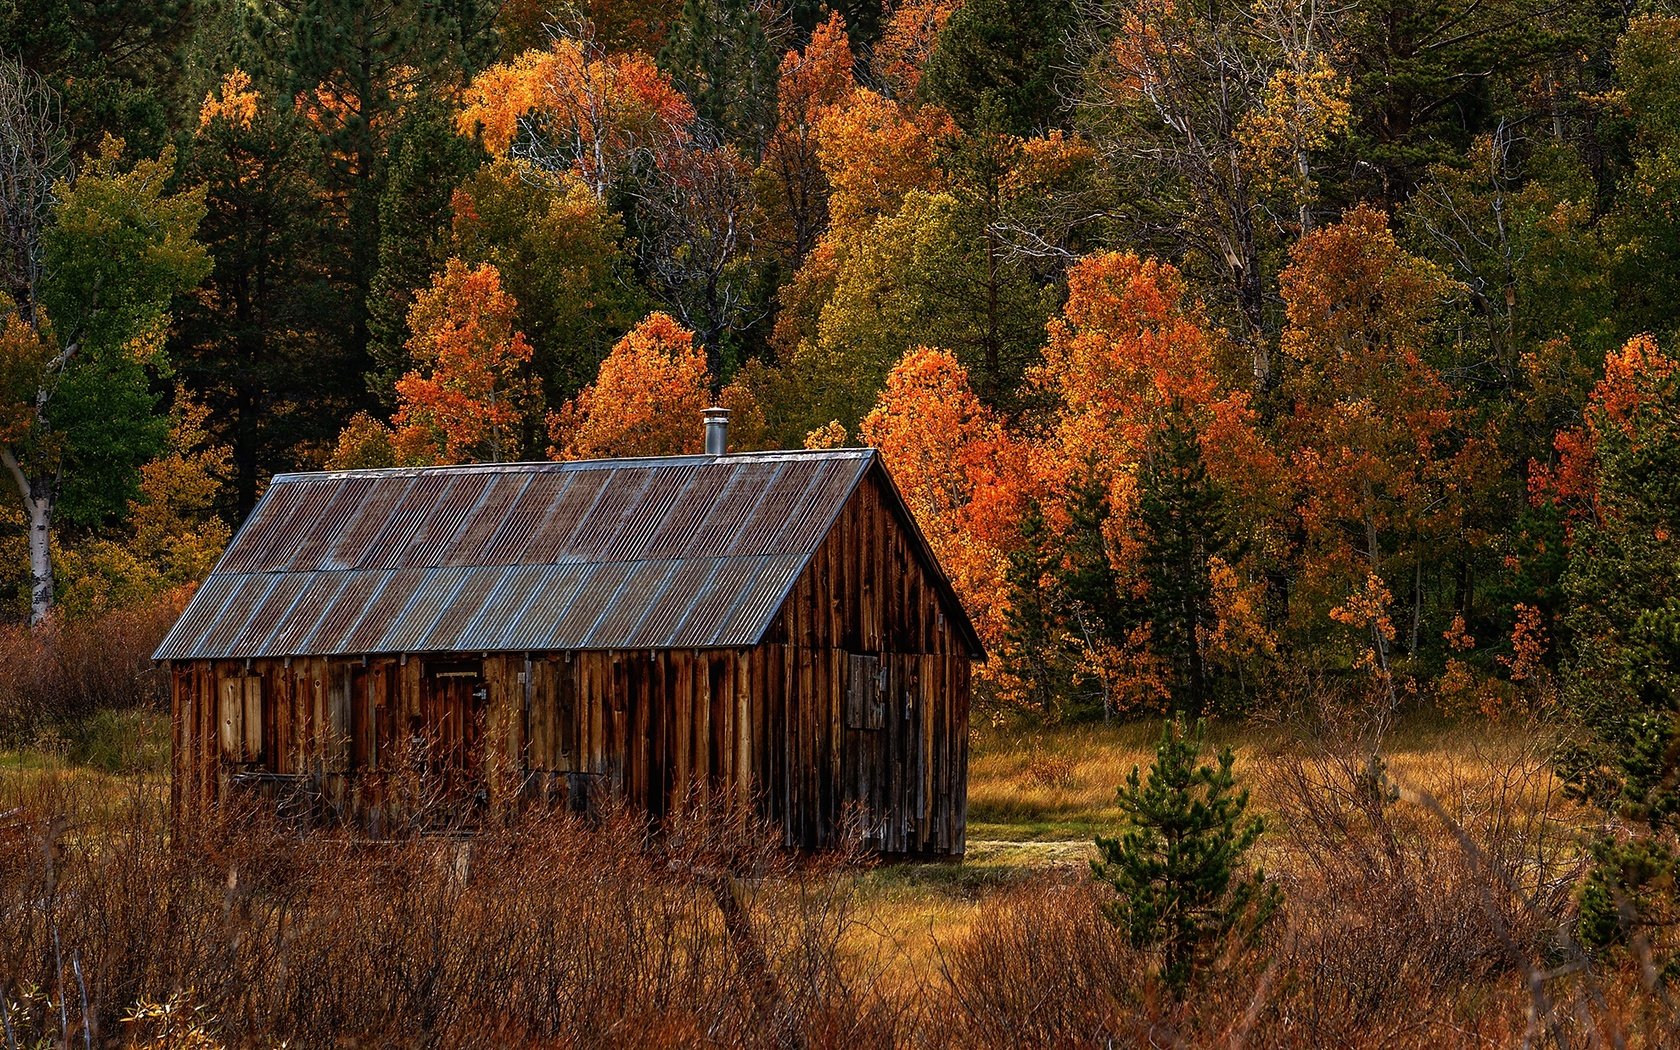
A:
<box><xmin>583</xmin><ymin>560</ymin><xmax>679</xmax><ymax>647</ymax></box>
<box><xmin>729</xmin><ymin>461</ymin><xmax>815</xmax><ymax>557</ymax></box>
<box><xmin>784</xmin><ymin>459</ymin><xmax>860</xmax><ymax>555</ymax></box>
<box><xmin>454</xmin><ymin>563</ymin><xmax>556</xmax><ymax>650</ymax></box>
<box><xmin>375</xmin><ymin>566</ymin><xmax>473</xmax><ymax>652</ymax></box>
<box><xmin>716</xmin><ymin>554</ymin><xmax>807</xmax><ymax>646</ymax></box>
<box><xmin>194</xmin><ymin>574</ymin><xmax>281</xmax><ymax>659</ymax></box>
<box><xmin>246</xmin><ymin>478</ymin><xmax>342</xmax><ymax>573</ymax></box>
<box><xmin>295</xmin><ymin>570</ymin><xmax>391</xmax><ymax>654</ymax></box>
<box><xmin>689</xmin><ymin>460</ymin><xmax>784</xmax><ymax>558</ymax></box>
<box><xmin>623</xmin><ymin>558</ymin><xmax>722</xmax><ymax>648</ymax></box>
<box><xmin>226</xmin><ymin>572</ymin><xmax>316</xmax><ymax>656</ymax></box>
<box><xmin>153</xmin><ymin>574</ymin><xmax>239</xmax><ymax>660</ymax></box>
<box><xmin>400</xmin><ymin>473</ymin><xmax>496</xmax><ymax>569</ymax></box>
<box><xmin>150</xmin><ymin>449</ymin><xmax>991</xmax><ymax>661</ymax></box>
<box><xmin>357</xmin><ymin>473</ymin><xmax>452</xmax><ymax>570</ymax></box>
<box><xmin>337</xmin><ymin>568</ymin><xmax>428</xmax><ymax>653</ymax></box>
<box><xmin>600</xmin><ymin>465</ymin><xmax>698</xmax><ymax>561</ymax></box>
<box><xmin>518</xmin><ymin>469</ymin><xmax>610</xmax><ymax>565</ymax></box>
<box><xmin>547</xmin><ymin>561</ymin><xmax>635</xmax><ymax>646</ymax></box>
<box><xmin>667</xmin><ymin>555</ymin><xmax>770</xmax><ymax>648</ymax></box>
<box><xmin>408</xmin><ymin>567</ymin><xmax>500</xmax><ymax>651</ymax></box>
<box><xmin>500</xmin><ymin>563</ymin><xmax>592</xmax><ymax>650</ymax></box>
<box><xmin>439</xmin><ymin>473</ymin><xmax>534</xmax><ymax>566</ymax></box>
<box><xmin>261</xmin><ymin>571</ymin><xmax>353</xmax><ymax>656</ymax></box>
<box><xmin>320</xmin><ymin>475</ymin><xmax>412</xmax><ymax>571</ymax></box>
<box><xmin>276</xmin><ymin>477</ymin><xmax>378</xmax><ymax>572</ymax></box>
<box><xmin>639</xmin><ymin>461</ymin><xmax>749</xmax><ymax>558</ymax></box>
<box><xmin>564</xmin><ymin>466</ymin><xmax>654</xmax><ymax>560</ymax></box>
<box><xmin>214</xmin><ymin>479</ymin><xmax>310</xmax><ymax>574</ymax></box>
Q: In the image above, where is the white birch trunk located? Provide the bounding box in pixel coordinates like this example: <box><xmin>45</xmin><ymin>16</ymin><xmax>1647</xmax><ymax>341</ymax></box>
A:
<box><xmin>2</xmin><ymin>446</ymin><xmax>53</xmax><ymax>626</ymax></box>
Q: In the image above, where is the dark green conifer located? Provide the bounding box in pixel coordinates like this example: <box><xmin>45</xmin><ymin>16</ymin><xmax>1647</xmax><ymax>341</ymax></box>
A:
<box><xmin>1137</xmin><ymin>407</ymin><xmax>1242</xmax><ymax>714</ymax></box>
<box><xmin>1092</xmin><ymin>717</ymin><xmax>1279</xmax><ymax>993</ymax></box>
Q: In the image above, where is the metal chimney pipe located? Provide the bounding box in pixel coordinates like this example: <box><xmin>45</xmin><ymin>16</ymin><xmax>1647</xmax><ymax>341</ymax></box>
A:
<box><xmin>703</xmin><ymin>406</ymin><xmax>730</xmax><ymax>456</ymax></box>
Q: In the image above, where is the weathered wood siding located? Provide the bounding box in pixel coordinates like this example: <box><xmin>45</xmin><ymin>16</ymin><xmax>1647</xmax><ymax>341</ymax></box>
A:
<box><xmin>764</xmin><ymin>469</ymin><xmax>971</xmax><ymax>855</ymax></box>
<box><xmin>170</xmin><ymin>468</ymin><xmax>971</xmax><ymax>855</ymax></box>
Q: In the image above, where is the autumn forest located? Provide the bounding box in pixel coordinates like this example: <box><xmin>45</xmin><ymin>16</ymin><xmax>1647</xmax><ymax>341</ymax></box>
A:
<box><xmin>8</xmin><ymin>0</ymin><xmax>1680</xmax><ymax>1042</ymax></box>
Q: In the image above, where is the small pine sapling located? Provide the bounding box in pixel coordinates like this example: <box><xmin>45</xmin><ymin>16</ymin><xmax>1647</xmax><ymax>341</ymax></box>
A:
<box><xmin>1091</xmin><ymin>716</ymin><xmax>1280</xmax><ymax>992</ymax></box>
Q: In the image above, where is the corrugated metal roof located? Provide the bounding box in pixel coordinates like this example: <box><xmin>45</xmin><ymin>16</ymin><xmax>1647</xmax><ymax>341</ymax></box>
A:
<box><xmin>155</xmin><ymin>450</ymin><xmax>984</xmax><ymax>660</ymax></box>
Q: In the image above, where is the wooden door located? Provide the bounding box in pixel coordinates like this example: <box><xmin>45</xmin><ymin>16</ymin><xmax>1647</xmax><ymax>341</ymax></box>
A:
<box><xmin>422</xmin><ymin>667</ymin><xmax>487</xmax><ymax>810</ymax></box>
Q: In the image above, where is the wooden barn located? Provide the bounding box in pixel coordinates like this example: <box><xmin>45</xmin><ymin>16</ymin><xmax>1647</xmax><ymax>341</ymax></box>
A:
<box><xmin>155</xmin><ymin>413</ymin><xmax>982</xmax><ymax>856</ymax></box>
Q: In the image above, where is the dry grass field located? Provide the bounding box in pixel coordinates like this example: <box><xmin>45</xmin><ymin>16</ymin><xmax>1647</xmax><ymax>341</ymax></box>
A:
<box><xmin>0</xmin><ymin>709</ymin><xmax>1658</xmax><ymax>1048</ymax></box>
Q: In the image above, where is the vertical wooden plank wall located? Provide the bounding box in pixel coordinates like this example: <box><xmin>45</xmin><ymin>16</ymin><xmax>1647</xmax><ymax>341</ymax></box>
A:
<box><xmin>763</xmin><ymin>470</ymin><xmax>972</xmax><ymax>855</ymax></box>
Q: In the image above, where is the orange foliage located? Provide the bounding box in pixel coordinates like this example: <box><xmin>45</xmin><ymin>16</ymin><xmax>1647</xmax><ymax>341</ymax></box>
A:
<box><xmin>550</xmin><ymin>312</ymin><xmax>761</xmax><ymax>459</ymax></box>
<box><xmin>1034</xmin><ymin>252</ymin><xmax>1269</xmax><ymax>499</ymax></box>
<box><xmin>198</xmin><ymin>69</ymin><xmax>259</xmax><ymax>131</ymax></box>
<box><xmin>393</xmin><ymin>261</ymin><xmax>538</xmax><ymax>465</ymax></box>
<box><xmin>458</xmin><ymin>38</ymin><xmax>694</xmax><ymax>197</ymax></box>
<box><xmin>1500</xmin><ymin>603</ymin><xmax>1548</xmax><ymax>683</ymax></box>
<box><xmin>1280</xmin><ymin>206</ymin><xmax>1471</xmax><ymax>606</ymax></box>
<box><xmin>860</xmin><ymin>347</ymin><xmax>1035</xmax><ymax>649</ymax></box>
<box><xmin>875</xmin><ymin>0</ymin><xmax>958</xmax><ymax>97</ymax></box>
<box><xmin>1531</xmin><ymin>334</ymin><xmax>1678</xmax><ymax>520</ymax></box>
<box><xmin>778</xmin><ymin>13</ymin><xmax>854</xmax><ymax>121</ymax></box>
<box><xmin>804</xmin><ymin>420</ymin><xmax>849</xmax><ymax>449</ymax></box>
<box><xmin>1328</xmin><ymin>571</ymin><xmax>1397</xmax><ymax>679</ymax></box>
<box><xmin>0</xmin><ymin>311</ymin><xmax>54</xmax><ymax>446</ymax></box>
<box><xmin>815</xmin><ymin>88</ymin><xmax>952</xmax><ymax>236</ymax></box>
<box><xmin>757</xmin><ymin>14</ymin><xmax>855</xmax><ymax>259</ymax></box>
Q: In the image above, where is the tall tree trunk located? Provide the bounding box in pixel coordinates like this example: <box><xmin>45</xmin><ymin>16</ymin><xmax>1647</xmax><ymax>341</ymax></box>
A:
<box><xmin>3</xmin><ymin>447</ymin><xmax>53</xmax><ymax>625</ymax></box>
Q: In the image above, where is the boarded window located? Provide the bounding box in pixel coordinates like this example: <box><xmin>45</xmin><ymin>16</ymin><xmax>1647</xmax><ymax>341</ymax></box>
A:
<box><xmin>846</xmin><ymin>654</ymin><xmax>885</xmax><ymax>730</ymax></box>
<box><xmin>218</xmin><ymin>676</ymin><xmax>263</xmax><ymax>762</ymax></box>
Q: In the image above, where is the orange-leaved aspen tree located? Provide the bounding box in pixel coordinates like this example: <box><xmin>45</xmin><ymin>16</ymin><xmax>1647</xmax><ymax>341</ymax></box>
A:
<box><xmin>757</xmin><ymin>12</ymin><xmax>855</xmax><ymax>266</ymax></box>
<box><xmin>1033</xmin><ymin>251</ymin><xmax>1276</xmax><ymax>712</ymax></box>
<box><xmin>1280</xmin><ymin>205</ymin><xmax>1473</xmax><ymax>678</ymax></box>
<box><xmin>392</xmin><ymin>260</ymin><xmax>539</xmax><ymax>465</ymax></box>
<box><xmin>1036</xmin><ymin>252</ymin><xmax>1268</xmax><ymax>492</ymax></box>
<box><xmin>860</xmin><ymin>346</ymin><xmax>1035</xmax><ymax>650</ymax></box>
<box><xmin>814</xmin><ymin>88</ymin><xmax>953</xmax><ymax>239</ymax></box>
<box><xmin>458</xmin><ymin>22</ymin><xmax>695</xmax><ymax>201</ymax></box>
<box><xmin>874</xmin><ymin>0</ymin><xmax>958</xmax><ymax>98</ymax></box>
<box><xmin>549</xmin><ymin>311</ymin><xmax>760</xmax><ymax>460</ymax></box>
<box><xmin>1531</xmin><ymin>334</ymin><xmax>1677</xmax><ymax>528</ymax></box>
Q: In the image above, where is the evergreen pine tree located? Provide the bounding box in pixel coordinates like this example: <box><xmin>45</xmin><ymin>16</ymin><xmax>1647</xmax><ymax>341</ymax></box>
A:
<box><xmin>920</xmin><ymin>0</ymin><xmax>1073</xmax><ymax>135</ymax></box>
<box><xmin>934</xmin><ymin>99</ymin><xmax>1059</xmax><ymax>406</ymax></box>
<box><xmin>176</xmin><ymin>69</ymin><xmax>353</xmax><ymax>516</ymax></box>
<box><xmin>1060</xmin><ymin>458</ymin><xmax>1123</xmax><ymax>642</ymax></box>
<box><xmin>366</xmin><ymin>101</ymin><xmax>480</xmax><ymax>404</ymax></box>
<box><xmin>288</xmin><ymin>0</ymin><xmax>497</xmax><ymax>375</ymax></box>
<box><xmin>1001</xmin><ymin>498</ymin><xmax>1078</xmax><ymax>715</ymax></box>
<box><xmin>1137</xmin><ymin>407</ymin><xmax>1243</xmax><ymax>714</ymax></box>
<box><xmin>658</xmin><ymin>0</ymin><xmax>779</xmax><ymax>158</ymax></box>
<box><xmin>1092</xmin><ymin>717</ymin><xmax>1279</xmax><ymax>993</ymax></box>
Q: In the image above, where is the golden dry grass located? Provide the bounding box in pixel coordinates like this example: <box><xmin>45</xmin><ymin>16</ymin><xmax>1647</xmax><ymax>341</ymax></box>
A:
<box><xmin>966</xmin><ymin>713</ymin><xmax>1574</xmax><ymax>841</ymax></box>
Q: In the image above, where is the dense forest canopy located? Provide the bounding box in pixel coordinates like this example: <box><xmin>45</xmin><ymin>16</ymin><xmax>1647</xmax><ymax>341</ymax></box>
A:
<box><xmin>0</xmin><ymin>0</ymin><xmax>1677</xmax><ymax>736</ymax></box>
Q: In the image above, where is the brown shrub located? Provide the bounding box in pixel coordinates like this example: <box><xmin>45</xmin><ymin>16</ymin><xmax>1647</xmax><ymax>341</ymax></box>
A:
<box><xmin>0</xmin><ymin>590</ymin><xmax>185</xmax><ymax>743</ymax></box>
<box><xmin>0</xmin><ymin>777</ymin><xmax>912</xmax><ymax>1049</ymax></box>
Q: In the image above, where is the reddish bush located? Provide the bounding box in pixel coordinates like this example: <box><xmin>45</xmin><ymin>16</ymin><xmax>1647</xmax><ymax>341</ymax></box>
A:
<box><xmin>0</xmin><ymin>590</ymin><xmax>186</xmax><ymax>742</ymax></box>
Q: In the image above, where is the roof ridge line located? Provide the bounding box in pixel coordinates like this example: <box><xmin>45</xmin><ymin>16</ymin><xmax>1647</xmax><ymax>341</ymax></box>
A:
<box><xmin>270</xmin><ymin>448</ymin><xmax>877</xmax><ymax>483</ymax></box>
